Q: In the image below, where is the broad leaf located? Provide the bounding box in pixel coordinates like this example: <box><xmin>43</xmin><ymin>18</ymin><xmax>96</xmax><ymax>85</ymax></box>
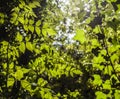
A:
<box><xmin>35</xmin><ymin>20</ymin><xmax>41</xmax><ymax>26</ymax></box>
<box><xmin>16</xmin><ymin>32</ymin><xmax>23</xmax><ymax>42</ymax></box>
<box><xmin>19</xmin><ymin>42</ymin><xmax>25</xmax><ymax>53</ymax></box>
<box><xmin>74</xmin><ymin>29</ymin><xmax>86</xmax><ymax>44</ymax></box>
<box><xmin>15</xmin><ymin>70</ymin><xmax>24</xmax><ymax>80</ymax></box>
<box><xmin>28</xmin><ymin>25</ymin><xmax>34</xmax><ymax>33</ymax></box>
<box><xmin>26</xmin><ymin>42</ymin><xmax>33</xmax><ymax>52</ymax></box>
<box><xmin>35</xmin><ymin>26</ymin><xmax>41</xmax><ymax>35</ymax></box>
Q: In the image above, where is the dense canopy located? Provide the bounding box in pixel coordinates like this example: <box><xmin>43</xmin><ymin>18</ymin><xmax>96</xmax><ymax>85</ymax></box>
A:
<box><xmin>0</xmin><ymin>0</ymin><xmax>120</xmax><ymax>99</ymax></box>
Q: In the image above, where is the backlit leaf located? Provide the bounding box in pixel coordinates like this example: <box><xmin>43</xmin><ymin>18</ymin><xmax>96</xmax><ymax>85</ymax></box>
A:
<box><xmin>19</xmin><ymin>42</ymin><xmax>25</xmax><ymax>53</ymax></box>
<box><xmin>7</xmin><ymin>78</ymin><xmax>14</xmax><ymax>87</ymax></box>
<box><xmin>29</xmin><ymin>19</ymin><xmax>34</xmax><ymax>25</ymax></box>
<box><xmin>47</xmin><ymin>28</ymin><xmax>56</xmax><ymax>36</ymax></box>
<box><xmin>15</xmin><ymin>70</ymin><xmax>24</xmax><ymax>80</ymax></box>
<box><xmin>35</xmin><ymin>26</ymin><xmax>41</xmax><ymax>35</ymax></box>
<box><xmin>28</xmin><ymin>25</ymin><xmax>34</xmax><ymax>33</ymax></box>
<box><xmin>16</xmin><ymin>32</ymin><xmax>23</xmax><ymax>42</ymax></box>
<box><xmin>35</xmin><ymin>20</ymin><xmax>41</xmax><ymax>26</ymax></box>
<box><xmin>26</xmin><ymin>42</ymin><xmax>33</xmax><ymax>52</ymax></box>
<box><xmin>74</xmin><ymin>29</ymin><xmax>86</xmax><ymax>44</ymax></box>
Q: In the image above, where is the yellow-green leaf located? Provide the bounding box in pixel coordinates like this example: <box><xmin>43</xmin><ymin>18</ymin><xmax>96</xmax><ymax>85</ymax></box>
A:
<box><xmin>26</xmin><ymin>42</ymin><xmax>33</xmax><ymax>52</ymax></box>
<box><xmin>35</xmin><ymin>20</ymin><xmax>41</xmax><ymax>26</ymax></box>
<box><xmin>21</xmin><ymin>80</ymin><xmax>31</xmax><ymax>91</ymax></box>
<box><xmin>15</xmin><ymin>70</ymin><xmax>24</xmax><ymax>80</ymax></box>
<box><xmin>19</xmin><ymin>42</ymin><xmax>25</xmax><ymax>53</ymax></box>
<box><xmin>29</xmin><ymin>19</ymin><xmax>34</xmax><ymax>25</ymax></box>
<box><xmin>42</xmin><ymin>29</ymin><xmax>47</xmax><ymax>36</ymax></box>
<box><xmin>7</xmin><ymin>78</ymin><xmax>14</xmax><ymax>87</ymax></box>
<box><xmin>35</xmin><ymin>27</ymin><xmax>41</xmax><ymax>35</ymax></box>
<box><xmin>18</xmin><ymin>17</ymin><xmax>24</xmax><ymax>24</ymax></box>
<box><xmin>74</xmin><ymin>29</ymin><xmax>86</xmax><ymax>44</ymax></box>
<box><xmin>21</xmin><ymin>68</ymin><xmax>30</xmax><ymax>73</ymax></box>
<box><xmin>23</xmin><ymin>25</ymin><xmax>28</xmax><ymax>31</ymax></box>
<box><xmin>33</xmin><ymin>1</ymin><xmax>40</xmax><ymax>7</ymax></box>
<box><xmin>47</xmin><ymin>28</ymin><xmax>56</xmax><ymax>36</ymax></box>
<box><xmin>16</xmin><ymin>32</ymin><xmax>23</xmax><ymax>42</ymax></box>
<box><xmin>28</xmin><ymin>25</ymin><xmax>34</xmax><ymax>33</ymax></box>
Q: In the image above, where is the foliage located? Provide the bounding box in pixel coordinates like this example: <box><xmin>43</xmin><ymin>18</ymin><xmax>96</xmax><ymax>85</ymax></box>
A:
<box><xmin>0</xmin><ymin>0</ymin><xmax>120</xmax><ymax>99</ymax></box>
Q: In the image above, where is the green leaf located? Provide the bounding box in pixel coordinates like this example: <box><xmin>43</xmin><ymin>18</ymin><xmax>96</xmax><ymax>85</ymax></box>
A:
<box><xmin>33</xmin><ymin>1</ymin><xmax>40</xmax><ymax>7</ymax></box>
<box><xmin>104</xmin><ymin>65</ymin><xmax>113</xmax><ymax>75</ymax></box>
<box><xmin>28</xmin><ymin>25</ymin><xmax>34</xmax><ymax>33</ymax></box>
<box><xmin>93</xmin><ymin>55</ymin><xmax>105</xmax><ymax>64</ymax></box>
<box><xmin>7</xmin><ymin>78</ymin><xmax>14</xmax><ymax>87</ymax></box>
<box><xmin>18</xmin><ymin>17</ymin><xmax>24</xmax><ymax>24</ymax></box>
<box><xmin>25</xmin><ymin>34</ymin><xmax>31</xmax><ymax>41</ymax></box>
<box><xmin>73</xmin><ymin>69</ymin><xmax>82</xmax><ymax>75</ymax></box>
<box><xmin>73</xmin><ymin>29</ymin><xmax>86</xmax><ymax>44</ymax></box>
<box><xmin>29</xmin><ymin>3</ymin><xmax>37</xmax><ymax>8</ymax></box>
<box><xmin>42</xmin><ymin>29</ymin><xmax>47</xmax><ymax>36</ymax></box>
<box><xmin>35</xmin><ymin>20</ymin><xmax>41</xmax><ymax>26</ymax></box>
<box><xmin>102</xmin><ymin>80</ymin><xmax>111</xmax><ymax>89</ymax></box>
<box><xmin>115</xmin><ymin>90</ymin><xmax>120</xmax><ymax>99</ymax></box>
<box><xmin>29</xmin><ymin>19</ymin><xmax>34</xmax><ymax>25</ymax></box>
<box><xmin>47</xmin><ymin>28</ymin><xmax>56</xmax><ymax>36</ymax></box>
<box><xmin>43</xmin><ymin>23</ymin><xmax>49</xmax><ymax>28</ymax></box>
<box><xmin>110</xmin><ymin>54</ymin><xmax>119</xmax><ymax>63</ymax></box>
<box><xmin>0</xmin><ymin>19</ymin><xmax>4</xmax><ymax>24</ymax></box>
<box><xmin>95</xmin><ymin>91</ymin><xmax>107</xmax><ymax>99</ymax></box>
<box><xmin>26</xmin><ymin>42</ymin><xmax>33</xmax><ymax>52</ymax></box>
<box><xmin>16</xmin><ymin>32</ymin><xmax>23</xmax><ymax>42</ymax></box>
<box><xmin>35</xmin><ymin>27</ymin><xmax>41</xmax><ymax>35</ymax></box>
<box><xmin>15</xmin><ymin>70</ymin><xmax>24</xmax><ymax>80</ymax></box>
<box><xmin>38</xmin><ymin>78</ymin><xmax>47</xmax><ymax>87</ymax></box>
<box><xmin>21</xmin><ymin>80</ymin><xmax>31</xmax><ymax>91</ymax></box>
<box><xmin>93</xmin><ymin>74</ymin><xmax>102</xmax><ymax>85</ymax></box>
<box><xmin>24</xmin><ymin>18</ymin><xmax>28</xmax><ymax>24</ymax></box>
<box><xmin>93</xmin><ymin>26</ymin><xmax>100</xmax><ymax>33</ymax></box>
<box><xmin>19</xmin><ymin>42</ymin><xmax>25</xmax><ymax>53</ymax></box>
<box><xmin>23</xmin><ymin>25</ymin><xmax>28</xmax><ymax>31</ymax></box>
<box><xmin>21</xmin><ymin>68</ymin><xmax>30</xmax><ymax>73</ymax></box>
<box><xmin>100</xmin><ymin>49</ymin><xmax>107</xmax><ymax>56</ymax></box>
<box><xmin>9</xmin><ymin>62</ymin><xmax>14</xmax><ymax>69</ymax></box>
<box><xmin>91</xmin><ymin>39</ymin><xmax>100</xmax><ymax>46</ymax></box>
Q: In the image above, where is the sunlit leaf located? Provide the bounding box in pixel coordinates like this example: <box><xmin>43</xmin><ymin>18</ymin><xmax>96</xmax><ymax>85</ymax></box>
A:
<box><xmin>7</xmin><ymin>78</ymin><xmax>14</xmax><ymax>87</ymax></box>
<box><xmin>16</xmin><ymin>32</ymin><xmax>23</xmax><ymax>42</ymax></box>
<box><xmin>35</xmin><ymin>20</ymin><xmax>41</xmax><ymax>26</ymax></box>
<box><xmin>29</xmin><ymin>19</ymin><xmax>34</xmax><ymax>25</ymax></box>
<box><xmin>110</xmin><ymin>54</ymin><xmax>119</xmax><ymax>63</ymax></box>
<box><xmin>35</xmin><ymin>26</ymin><xmax>41</xmax><ymax>35</ymax></box>
<box><xmin>24</xmin><ymin>18</ymin><xmax>28</xmax><ymax>24</ymax></box>
<box><xmin>93</xmin><ymin>74</ymin><xmax>102</xmax><ymax>85</ymax></box>
<box><xmin>26</xmin><ymin>42</ymin><xmax>33</xmax><ymax>52</ymax></box>
<box><xmin>15</xmin><ymin>70</ymin><xmax>24</xmax><ymax>80</ymax></box>
<box><xmin>42</xmin><ymin>29</ymin><xmax>47</xmax><ymax>36</ymax></box>
<box><xmin>21</xmin><ymin>80</ymin><xmax>31</xmax><ymax>91</ymax></box>
<box><xmin>73</xmin><ymin>29</ymin><xmax>86</xmax><ymax>44</ymax></box>
<box><xmin>47</xmin><ymin>28</ymin><xmax>56</xmax><ymax>36</ymax></box>
<box><xmin>19</xmin><ymin>42</ymin><xmax>25</xmax><ymax>53</ymax></box>
<box><xmin>115</xmin><ymin>90</ymin><xmax>120</xmax><ymax>99</ymax></box>
<box><xmin>23</xmin><ymin>25</ymin><xmax>28</xmax><ymax>31</ymax></box>
<box><xmin>28</xmin><ymin>25</ymin><xmax>34</xmax><ymax>33</ymax></box>
<box><xmin>95</xmin><ymin>91</ymin><xmax>107</xmax><ymax>99</ymax></box>
<box><xmin>102</xmin><ymin>80</ymin><xmax>111</xmax><ymax>89</ymax></box>
<box><xmin>33</xmin><ymin>1</ymin><xmax>40</xmax><ymax>7</ymax></box>
<box><xmin>21</xmin><ymin>68</ymin><xmax>30</xmax><ymax>73</ymax></box>
<box><xmin>18</xmin><ymin>17</ymin><xmax>24</xmax><ymax>24</ymax></box>
<box><xmin>73</xmin><ymin>69</ymin><xmax>82</xmax><ymax>75</ymax></box>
